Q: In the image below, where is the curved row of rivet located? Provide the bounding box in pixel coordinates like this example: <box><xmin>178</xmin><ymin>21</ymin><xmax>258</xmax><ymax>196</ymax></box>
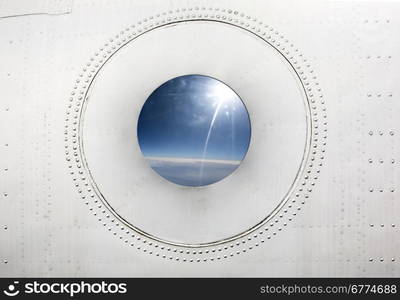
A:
<box><xmin>64</xmin><ymin>7</ymin><xmax>327</xmax><ymax>262</ymax></box>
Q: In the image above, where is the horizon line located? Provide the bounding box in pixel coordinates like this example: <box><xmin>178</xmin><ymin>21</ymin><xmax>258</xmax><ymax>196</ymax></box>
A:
<box><xmin>144</xmin><ymin>156</ymin><xmax>241</xmax><ymax>165</ymax></box>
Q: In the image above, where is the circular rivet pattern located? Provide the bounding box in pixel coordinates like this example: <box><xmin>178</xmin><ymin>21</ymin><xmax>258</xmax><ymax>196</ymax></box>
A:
<box><xmin>65</xmin><ymin>7</ymin><xmax>327</xmax><ymax>261</ymax></box>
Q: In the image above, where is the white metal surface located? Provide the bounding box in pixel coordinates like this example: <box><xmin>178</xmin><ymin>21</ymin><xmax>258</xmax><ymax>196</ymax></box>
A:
<box><xmin>0</xmin><ymin>0</ymin><xmax>399</xmax><ymax>277</ymax></box>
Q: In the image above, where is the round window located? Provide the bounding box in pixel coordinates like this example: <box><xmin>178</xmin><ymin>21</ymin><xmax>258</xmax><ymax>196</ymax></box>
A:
<box><xmin>137</xmin><ymin>75</ymin><xmax>251</xmax><ymax>187</ymax></box>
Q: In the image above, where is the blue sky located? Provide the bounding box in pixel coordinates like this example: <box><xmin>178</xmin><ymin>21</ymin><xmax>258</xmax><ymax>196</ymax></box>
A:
<box><xmin>137</xmin><ymin>75</ymin><xmax>251</xmax><ymax>162</ymax></box>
